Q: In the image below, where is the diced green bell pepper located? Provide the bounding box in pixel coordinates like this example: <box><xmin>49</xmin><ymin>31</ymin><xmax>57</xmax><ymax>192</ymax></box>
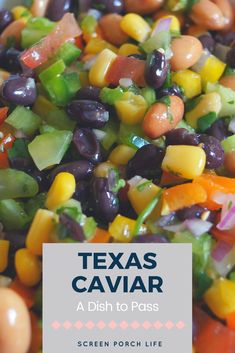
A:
<box><xmin>0</xmin><ymin>169</ymin><xmax>39</xmax><ymax>200</ymax></box>
<box><xmin>39</xmin><ymin>59</ymin><xmax>66</xmax><ymax>85</ymax></box>
<box><xmin>56</xmin><ymin>42</ymin><xmax>81</xmax><ymax>66</ymax></box>
<box><xmin>28</xmin><ymin>130</ymin><xmax>73</xmax><ymax>170</ymax></box>
<box><xmin>101</xmin><ymin>120</ymin><xmax>119</xmax><ymax>150</ymax></box>
<box><xmin>44</xmin><ymin>75</ymin><xmax>71</xmax><ymax>106</ymax></box>
<box><xmin>63</xmin><ymin>72</ymin><xmax>81</xmax><ymax>96</ymax></box>
<box><xmin>141</xmin><ymin>87</ymin><xmax>156</xmax><ymax>106</ymax></box>
<box><xmin>221</xmin><ymin>134</ymin><xmax>235</xmax><ymax>153</ymax></box>
<box><xmin>100</xmin><ymin>87</ymin><xmax>124</xmax><ymax>105</ymax></box>
<box><xmin>0</xmin><ymin>199</ymin><xmax>29</xmax><ymax>230</ymax></box>
<box><xmin>197</xmin><ymin>112</ymin><xmax>218</xmax><ymax>132</ymax></box>
<box><xmin>119</xmin><ymin>123</ymin><xmax>149</xmax><ymax>149</ymax></box>
<box><xmin>6</xmin><ymin>106</ymin><xmax>41</xmax><ymax>136</ymax></box>
<box><xmin>81</xmin><ymin>15</ymin><xmax>97</xmax><ymax>34</ymax></box>
<box><xmin>141</xmin><ymin>31</ymin><xmax>171</xmax><ymax>54</ymax></box>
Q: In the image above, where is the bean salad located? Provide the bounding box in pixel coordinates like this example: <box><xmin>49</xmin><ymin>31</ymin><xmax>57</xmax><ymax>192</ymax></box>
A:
<box><xmin>1</xmin><ymin>0</ymin><xmax>235</xmax><ymax>352</ymax></box>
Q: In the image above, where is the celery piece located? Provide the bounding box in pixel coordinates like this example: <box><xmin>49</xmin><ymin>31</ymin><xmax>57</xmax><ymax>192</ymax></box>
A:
<box><xmin>39</xmin><ymin>124</ymin><xmax>57</xmax><ymax>134</ymax></box>
<box><xmin>28</xmin><ymin>130</ymin><xmax>72</xmax><ymax>170</ymax></box>
<box><xmin>0</xmin><ymin>199</ymin><xmax>29</xmax><ymax>230</ymax></box>
<box><xmin>141</xmin><ymin>31</ymin><xmax>171</xmax><ymax>54</ymax></box>
<box><xmin>63</xmin><ymin>72</ymin><xmax>81</xmax><ymax>96</ymax></box>
<box><xmin>101</xmin><ymin>120</ymin><xmax>119</xmax><ymax>150</ymax></box>
<box><xmin>206</xmin><ymin>83</ymin><xmax>235</xmax><ymax>117</ymax></box>
<box><xmin>44</xmin><ymin>75</ymin><xmax>71</xmax><ymax>106</ymax></box>
<box><xmin>176</xmin><ymin>119</ymin><xmax>195</xmax><ymax>133</ymax></box>
<box><xmin>33</xmin><ymin>95</ymin><xmax>75</xmax><ymax>131</ymax></box>
<box><xmin>81</xmin><ymin>15</ymin><xmax>97</xmax><ymax>34</ymax></box>
<box><xmin>83</xmin><ymin>216</ymin><xmax>97</xmax><ymax>239</ymax></box>
<box><xmin>141</xmin><ymin>87</ymin><xmax>156</xmax><ymax>106</ymax></box>
<box><xmin>221</xmin><ymin>134</ymin><xmax>235</xmax><ymax>153</ymax></box>
<box><xmin>0</xmin><ymin>169</ymin><xmax>39</xmax><ymax>200</ymax></box>
<box><xmin>100</xmin><ymin>87</ymin><xmax>124</xmax><ymax>105</ymax></box>
<box><xmin>6</xmin><ymin>106</ymin><xmax>41</xmax><ymax>136</ymax></box>
<box><xmin>39</xmin><ymin>59</ymin><xmax>66</xmax><ymax>85</ymax></box>
<box><xmin>56</xmin><ymin>42</ymin><xmax>81</xmax><ymax>66</ymax></box>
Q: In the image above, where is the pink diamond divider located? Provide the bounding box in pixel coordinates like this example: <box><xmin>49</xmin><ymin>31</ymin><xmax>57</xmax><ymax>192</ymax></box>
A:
<box><xmin>63</xmin><ymin>321</ymin><xmax>72</xmax><ymax>330</ymax></box>
<box><xmin>74</xmin><ymin>321</ymin><xmax>83</xmax><ymax>330</ymax></box>
<box><xmin>154</xmin><ymin>321</ymin><xmax>163</xmax><ymax>330</ymax></box>
<box><xmin>97</xmin><ymin>321</ymin><xmax>106</xmax><ymax>330</ymax></box>
<box><xmin>176</xmin><ymin>321</ymin><xmax>185</xmax><ymax>330</ymax></box>
<box><xmin>86</xmin><ymin>321</ymin><xmax>95</xmax><ymax>330</ymax></box>
<box><xmin>142</xmin><ymin>321</ymin><xmax>152</xmax><ymax>330</ymax></box>
<box><xmin>131</xmin><ymin>321</ymin><xmax>140</xmax><ymax>330</ymax></box>
<box><xmin>165</xmin><ymin>321</ymin><xmax>174</xmax><ymax>330</ymax></box>
<box><xmin>51</xmin><ymin>321</ymin><xmax>61</xmax><ymax>330</ymax></box>
<box><xmin>120</xmin><ymin>321</ymin><xmax>128</xmax><ymax>330</ymax></box>
<box><xmin>109</xmin><ymin>321</ymin><xmax>117</xmax><ymax>330</ymax></box>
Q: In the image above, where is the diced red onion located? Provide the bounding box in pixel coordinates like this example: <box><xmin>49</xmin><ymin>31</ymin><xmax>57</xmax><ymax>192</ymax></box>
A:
<box><xmin>152</xmin><ymin>17</ymin><xmax>172</xmax><ymax>36</ymax></box>
<box><xmin>128</xmin><ymin>176</ymin><xmax>145</xmax><ymax>188</ymax></box>
<box><xmin>93</xmin><ymin>129</ymin><xmax>106</xmax><ymax>141</ymax></box>
<box><xmin>119</xmin><ymin>78</ymin><xmax>133</xmax><ymax>88</ymax></box>
<box><xmin>212</xmin><ymin>240</ymin><xmax>233</xmax><ymax>262</ymax></box>
<box><xmin>163</xmin><ymin>223</ymin><xmax>186</xmax><ymax>233</ymax></box>
<box><xmin>212</xmin><ymin>191</ymin><xmax>229</xmax><ymax>205</ymax></box>
<box><xmin>217</xmin><ymin>202</ymin><xmax>235</xmax><ymax>230</ymax></box>
<box><xmin>83</xmin><ymin>55</ymin><xmax>98</xmax><ymax>70</ymax></box>
<box><xmin>192</xmin><ymin>49</ymin><xmax>211</xmax><ymax>72</ymax></box>
<box><xmin>213</xmin><ymin>245</ymin><xmax>235</xmax><ymax>276</ymax></box>
<box><xmin>185</xmin><ymin>219</ymin><xmax>213</xmax><ymax>237</ymax></box>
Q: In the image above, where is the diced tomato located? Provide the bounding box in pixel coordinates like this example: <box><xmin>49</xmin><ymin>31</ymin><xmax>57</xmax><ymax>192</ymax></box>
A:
<box><xmin>0</xmin><ymin>107</ymin><xmax>9</xmax><ymax>126</ymax></box>
<box><xmin>106</xmin><ymin>55</ymin><xmax>147</xmax><ymax>87</ymax></box>
<box><xmin>21</xmin><ymin>13</ymin><xmax>82</xmax><ymax>69</ymax></box>
<box><xmin>211</xmin><ymin>227</ymin><xmax>235</xmax><ymax>245</ymax></box>
<box><xmin>194</xmin><ymin>307</ymin><xmax>235</xmax><ymax>353</ymax></box>
<box><xmin>0</xmin><ymin>133</ymin><xmax>15</xmax><ymax>169</ymax></box>
<box><xmin>0</xmin><ymin>152</ymin><xmax>9</xmax><ymax>168</ymax></box>
<box><xmin>75</xmin><ymin>35</ymin><xmax>84</xmax><ymax>50</ymax></box>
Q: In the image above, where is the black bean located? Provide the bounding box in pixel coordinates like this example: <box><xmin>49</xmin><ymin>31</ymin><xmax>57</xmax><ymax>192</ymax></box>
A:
<box><xmin>1</xmin><ymin>75</ymin><xmax>37</xmax><ymax>106</ymax></box>
<box><xmin>176</xmin><ymin>205</ymin><xmax>205</xmax><ymax>221</ymax></box>
<box><xmin>165</xmin><ymin>128</ymin><xmax>199</xmax><ymax>146</ymax></box>
<box><xmin>0</xmin><ymin>9</ymin><xmax>13</xmax><ymax>33</ymax></box>
<box><xmin>50</xmin><ymin>161</ymin><xmax>94</xmax><ymax>182</ymax></box>
<box><xmin>92</xmin><ymin>177</ymin><xmax>119</xmax><ymax>222</ymax></box>
<box><xmin>157</xmin><ymin>84</ymin><xmax>183</xmax><ymax>99</ymax></box>
<box><xmin>92</xmin><ymin>0</ymin><xmax>124</xmax><ymax>13</ymax></box>
<box><xmin>199</xmin><ymin>134</ymin><xmax>224</xmax><ymax>169</ymax></box>
<box><xmin>67</xmin><ymin>100</ymin><xmax>109</xmax><ymax>128</ymax></box>
<box><xmin>0</xmin><ymin>48</ymin><xmax>22</xmax><ymax>74</ymax></box>
<box><xmin>145</xmin><ymin>50</ymin><xmax>168</xmax><ymax>89</ymax></box>
<box><xmin>215</xmin><ymin>31</ymin><xmax>235</xmax><ymax>46</ymax></box>
<box><xmin>9</xmin><ymin>157</ymin><xmax>32</xmax><ymax>171</ymax></box>
<box><xmin>59</xmin><ymin>213</ymin><xmax>85</xmax><ymax>242</ymax></box>
<box><xmin>73</xmin><ymin>128</ymin><xmax>102</xmax><ymax>164</ymax></box>
<box><xmin>206</xmin><ymin>118</ymin><xmax>228</xmax><ymax>141</ymax></box>
<box><xmin>132</xmin><ymin>234</ymin><xmax>169</xmax><ymax>243</ymax></box>
<box><xmin>226</xmin><ymin>46</ymin><xmax>235</xmax><ymax>68</ymax></box>
<box><xmin>198</xmin><ymin>34</ymin><xmax>215</xmax><ymax>52</ymax></box>
<box><xmin>46</xmin><ymin>0</ymin><xmax>72</xmax><ymax>21</ymax></box>
<box><xmin>76</xmin><ymin>86</ymin><xmax>101</xmax><ymax>101</ymax></box>
<box><xmin>29</xmin><ymin>170</ymin><xmax>50</xmax><ymax>192</ymax></box>
<box><xmin>127</xmin><ymin>144</ymin><xmax>165</xmax><ymax>179</ymax></box>
<box><xmin>74</xmin><ymin>180</ymin><xmax>91</xmax><ymax>212</ymax></box>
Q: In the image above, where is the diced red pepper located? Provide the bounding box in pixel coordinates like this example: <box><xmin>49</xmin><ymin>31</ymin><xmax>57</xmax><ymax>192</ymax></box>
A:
<box><xmin>75</xmin><ymin>35</ymin><xmax>84</xmax><ymax>50</ymax></box>
<box><xmin>106</xmin><ymin>55</ymin><xmax>147</xmax><ymax>87</ymax></box>
<box><xmin>0</xmin><ymin>133</ymin><xmax>15</xmax><ymax>169</ymax></box>
<box><xmin>0</xmin><ymin>107</ymin><xmax>9</xmax><ymax>126</ymax></box>
<box><xmin>211</xmin><ymin>226</ymin><xmax>235</xmax><ymax>245</ymax></box>
<box><xmin>21</xmin><ymin>13</ymin><xmax>82</xmax><ymax>69</ymax></box>
<box><xmin>194</xmin><ymin>307</ymin><xmax>235</xmax><ymax>353</ymax></box>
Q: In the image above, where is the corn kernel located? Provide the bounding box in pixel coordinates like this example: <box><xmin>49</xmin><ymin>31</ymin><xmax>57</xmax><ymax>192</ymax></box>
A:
<box><xmin>115</xmin><ymin>92</ymin><xmax>148</xmax><ymax>125</ymax></box>
<box><xmin>85</xmin><ymin>38</ymin><xmax>118</xmax><ymax>55</ymax></box>
<box><xmin>46</xmin><ymin>172</ymin><xmax>76</xmax><ymax>210</ymax></box>
<box><xmin>89</xmin><ymin>48</ymin><xmax>117</xmax><ymax>87</ymax></box>
<box><xmin>199</xmin><ymin>55</ymin><xmax>226</xmax><ymax>87</ymax></box>
<box><xmin>120</xmin><ymin>13</ymin><xmax>151</xmax><ymax>43</ymax></box>
<box><xmin>26</xmin><ymin>209</ymin><xmax>55</xmax><ymax>256</ymax></box>
<box><xmin>128</xmin><ymin>177</ymin><xmax>161</xmax><ymax>216</ymax></box>
<box><xmin>109</xmin><ymin>214</ymin><xmax>146</xmax><ymax>243</ymax></box>
<box><xmin>94</xmin><ymin>162</ymin><xmax>116</xmax><ymax>178</ymax></box>
<box><xmin>0</xmin><ymin>240</ymin><xmax>10</xmax><ymax>273</ymax></box>
<box><xmin>204</xmin><ymin>278</ymin><xmax>235</xmax><ymax>319</ymax></box>
<box><xmin>152</xmin><ymin>15</ymin><xmax>180</xmax><ymax>35</ymax></box>
<box><xmin>15</xmin><ymin>248</ymin><xmax>41</xmax><ymax>287</ymax></box>
<box><xmin>172</xmin><ymin>69</ymin><xmax>201</xmax><ymax>99</ymax></box>
<box><xmin>11</xmin><ymin>6</ymin><xmax>31</xmax><ymax>21</ymax></box>
<box><xmin>162</xmin><ymin>145</ymin><xmax>206</xmax><ymax>179</ymax></box>
<box><xmin>118</xmin><ymin>43</ymin><xmax>141</xmax><ymax>56</ymax></box>
<box><xmin>109</xmin><ymin>145</ymin><xmax>136</xmax><ymax>165</ymax></box>
<box><xmin>185</xmin><ymin>92</ymin><xmax>221</xmax><ymax>129</ymax></box>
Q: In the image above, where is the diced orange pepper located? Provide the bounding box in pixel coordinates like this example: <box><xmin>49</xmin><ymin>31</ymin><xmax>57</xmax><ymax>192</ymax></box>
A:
<box><xmin>0</xmin><ymin>107</ymin><xmax>9</xmax><ymax>125</ymax></box>
<box><xmin>10</xmin><ymin>278</ymin><xmax>35</xmax><ymax>309</ymax></box>
<box><xmin>89</xmin><ymin>228</ymin><xmax>111</xmax><ymax>243</ymax></box>
<box><xmin>227</xmin><ymin>311</ymin><xmax>235</xmax><ymax>331</ymax></box>
<box><xmin>193</xmin><ymin>174</ymin><xmax>235</xmax><ymax>210</ymax></box>
<box><xmin>29</xmin><ymin>311</ymin><xmax>42</xmax><ymax>353</ymax></box>
<box><xmin>162</xmin><ymin>182</ymin><xmax>207</xmax><ymax>215</ymax></box>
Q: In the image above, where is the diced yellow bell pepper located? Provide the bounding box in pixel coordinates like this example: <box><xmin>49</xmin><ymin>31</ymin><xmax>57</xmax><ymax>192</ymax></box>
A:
<box><xmin>128</xmin><ymin>178</ymin><xmax>162</xmax><ymax>218</ymax></box>
<box><xmin>204</xmin><ymin>278</ymin><xmax>235</xmax><ymax>319</ymax></box>
<box><xmin>109</xmin><ymin>214</ymin><xmax>146</xmax><ymax>243</ymax></box>
<box><xmin>120</xmin><ymin>13</ymin><xmax>151</xmax><ymax>43</ymax></box>
<box><xmin>185</xmin><ymin>92</ymin><xmax>221</xmax><ymax>129</ymax></box>
<box><xmin>15</xmin><ymin>248</ymin><xmax>41</xmax><ymax>287</ymax></box>
<box><xmin>85</xmin><ymin>38</ymin><xmax>118</xmax><ymax>55</ymax></box>
<box><xmin>199</xmin><ymin>55</ymin><xmax>226</xmax><ymax>87</ymax></box>
<box><xmin>118</xmin><ymin>43</ymin><xmax>141</xmax><ymax>56</ymax></box>
<box><xmin>46</xmin><ymin>172</ymin><xmax>76</xmax><ymax>210</ymax></box>
<box><xmin>94</xmin><ymin>161</ymin><xmax>116</xmax><ymax>178</ymax></box>
<box><xmin>109</xmin><ymin>145</ymin><xmax>136</xmax><ymax>165</ymax></box>
<box><xmin>115</xmin><ymin>92</ymin><xmax>148</xmax><ymax>125</ymax></box>
<box><xmin>162</xmin><ymin>145</ymin><xmax>206</xmax><ymax>179</ymax></box>
<box><xmin>172</xmin><ymin>69</ymin><xmax>202</xmax><ymax>99</ymax></box>
<box><xmin>152</xmin><ymin>15</ymin><xmax>180</xmax><ymax>35</ymax></box>
<box><xmin>0</xmin><ymin>240</ymin><xmax>10</xmax><ymax>273</ymax></box>
<box><xmin>89</xmin><ymin>48</ymin><xmax>117</xmax><ymax>88</ymax></box>
<box><xmin>26</xmin><ymin>209</ymin><xmax>55</xmax><ymax>256</ymax></box>
<box><xmin>11</xmin><ymin>6</ymin><xmax>31</xmax><ymax>21</ymax></box>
